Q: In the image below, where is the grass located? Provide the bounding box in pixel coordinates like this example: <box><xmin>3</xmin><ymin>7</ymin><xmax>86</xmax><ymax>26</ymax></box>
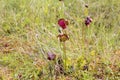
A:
<box><xmin>0</xmin><ymin>0</ymin><xmax>120</xmax><ymax>80</ymax></box>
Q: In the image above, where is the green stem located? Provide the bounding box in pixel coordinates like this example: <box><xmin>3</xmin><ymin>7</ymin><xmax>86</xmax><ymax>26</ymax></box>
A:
<box><xmin>82</xmin><ymin>26</ymin><xmax>85</xmax><ymax>49</ymax></box>
<box><xmin>63</xmin><ymin>42</ymin><xmax>67</xmax><ymax>71</ymax></box>
<box><xmin>48</xmin><ymin>63</ymin><xmax>52</xmax><ymax>80</ymax></box>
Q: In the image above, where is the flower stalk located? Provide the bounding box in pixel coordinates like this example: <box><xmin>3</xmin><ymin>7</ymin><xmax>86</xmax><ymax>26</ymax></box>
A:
<box><xmin>58</xmin><ymin>18</ymin><xmax>69</xmax><ymax>72</ymax></box>
<box><xmin>63</xmin><ymin>41</ymin><xmax>67</xmax><ymax>71</ymax></box>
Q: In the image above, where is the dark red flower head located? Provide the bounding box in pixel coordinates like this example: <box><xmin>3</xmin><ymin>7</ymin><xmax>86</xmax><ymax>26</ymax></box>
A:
<box><xmin>58</xmin><ymin>18</ymin><xmax>68</xmax><ymax>29</ymax></box>
<box><xmin>59</xmin><ymin>0</ymin><xmax>63</xmax><ymax>1</ymax></box>
<box><xmin>85</xmin><ymin>16</ymin><xmax>92</xmax><ymax>26</ymax></box>
<box><xmin>47</xmin><ymin>52</ymin><xmax>56</xmax><ymax>60</ymax></box>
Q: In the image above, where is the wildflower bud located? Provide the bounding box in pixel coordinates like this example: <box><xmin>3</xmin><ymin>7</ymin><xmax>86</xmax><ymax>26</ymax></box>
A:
<box><xmin>85</xmin><ymin>4</ymin><xmax>88</xmax><ymax>8</ymax></box>
<box><xmin>59</xmin><ymin>0</ymin><xmax>63</xmax><ymax>1</ymax></box>
<box><xmin>85</xmin><ymin>16</ymin><xmax>92</xmax><ymax>26</ymax></box>
<box><xmin>47</xmin><ymin>52</ymin><xmax>56</xmax><ymax>60</ymax></box>
<box><xmin>58</xmin><ymin>28</ymin><xmax>62</xmax><ymax>33</ymax></box>
<box><xmin>58</xmin><ymin>18</ymin><xmax>68</xmax><ymax>29</ymax></box>
<box><xmin>57</xmin><ymin>34</ymin><xmax>69</xmax><ymax>42</ymax></box>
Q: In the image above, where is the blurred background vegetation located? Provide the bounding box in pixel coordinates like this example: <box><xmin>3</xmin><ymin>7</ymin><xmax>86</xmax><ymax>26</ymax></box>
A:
<box><xmin>0</xmin><ymin>0</ymin><xmax>120</xmax><ymax>80</ymax></box>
